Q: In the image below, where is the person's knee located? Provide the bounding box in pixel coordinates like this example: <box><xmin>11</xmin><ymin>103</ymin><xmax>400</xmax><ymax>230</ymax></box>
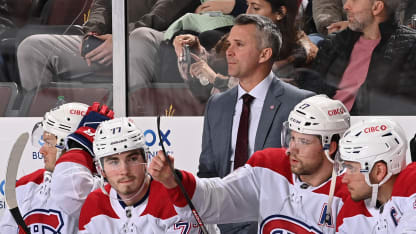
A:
<box><xmin>129</xmin><ymin>27</ymin><xmax>165</xmax><ymax>49</ymax></box>
<box><xmin>17</xmin><ymin>34</ymin><xmax>50</xmax><ymax>61</ymax></box>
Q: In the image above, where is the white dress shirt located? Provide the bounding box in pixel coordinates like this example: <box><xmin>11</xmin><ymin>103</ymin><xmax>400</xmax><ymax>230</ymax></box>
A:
<box><xmin>230</xmin><ymin>72</ymin><xmax>273</xmax><ymax>171</ymax></box>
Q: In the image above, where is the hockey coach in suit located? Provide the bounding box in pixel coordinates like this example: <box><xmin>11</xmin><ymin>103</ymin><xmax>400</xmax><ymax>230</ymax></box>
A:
<box><xmin>197</xmin><ymin>14</ymin><xmax>315</xmax><ymax>234</ymax></box>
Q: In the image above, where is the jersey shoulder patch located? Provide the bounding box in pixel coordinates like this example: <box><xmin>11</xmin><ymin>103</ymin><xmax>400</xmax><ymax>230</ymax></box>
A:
<box><xmin>247</xmin><ymin>148</ymin><xmax>293</xmax><ymax>184</ymax></box>
<box><xmin>78</xmin><ymin>184</ymin><xmax>118</xmax><ymax>230</ymax></box>
<box><xmin>16</xmin><ymin>169</ymin><xmax>46</xmax><ymax>187</ymax></box>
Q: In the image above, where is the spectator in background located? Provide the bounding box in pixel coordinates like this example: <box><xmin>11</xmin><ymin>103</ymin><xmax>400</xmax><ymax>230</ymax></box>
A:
<box><xmin>311</xmin><ymin>0</ymin><xmax>416</xmax><ymax>115</ymax></box>
<box><xmin>313</xmin><ymin>0</ymin><xmax>416</xmax><ymax>35</ymax></box>
<box><xmin>16</xmin><ymin>0</ymin><xmax>198</xmax><ymax>92</ymax></box>
<box><xmin>312</xmin><ymin>0</ymin><xmax>346</xmax><ymax>35</ymax></box>
<box><xmin>126</xmin><ymin>0</ymin><xmax>247</xmax><ymax>91</ymax></box>
<box><xmin>173</xmin><ymin>0</ymin><xmax>318</xmax><ymax>102</ymax></box>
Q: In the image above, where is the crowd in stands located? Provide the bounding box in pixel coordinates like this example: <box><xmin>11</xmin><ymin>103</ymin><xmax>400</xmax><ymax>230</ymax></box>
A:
<box><xmin>0</xmin><ymin>0</ymin><xmax>416</xmax><ymax>116</ymax></box>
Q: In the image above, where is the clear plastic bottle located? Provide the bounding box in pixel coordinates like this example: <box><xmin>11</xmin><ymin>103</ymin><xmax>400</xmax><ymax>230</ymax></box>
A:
<box><xmin>55</xmin><ymin>96</ymin><xmax>66</xmax><ymax>107</ymax></box>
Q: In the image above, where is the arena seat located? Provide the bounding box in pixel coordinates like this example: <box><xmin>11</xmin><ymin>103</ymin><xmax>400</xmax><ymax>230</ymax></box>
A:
<box><xmin>20</xmin><ymin>81</ymin><xmax>112</xmax><ymax>117</ymax></box>
<box><xmin>0</xmin><ymin>82</ymin><xmax>18</xmax><ymax>116</ymax></box>
<box><xmin>128</xmin><ymin>83</ymin><xmax>205</xmax><ymax>116</ymax></box>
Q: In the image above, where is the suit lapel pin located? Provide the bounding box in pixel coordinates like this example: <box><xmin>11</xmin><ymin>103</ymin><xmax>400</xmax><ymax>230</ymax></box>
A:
<box><xmin>270</xmin><ymin>105</ymin><xmax>275</xmax><ymax>110</ymax></box>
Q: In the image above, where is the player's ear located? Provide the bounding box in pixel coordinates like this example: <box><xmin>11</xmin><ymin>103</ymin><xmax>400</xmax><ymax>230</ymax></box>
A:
<box><xmin>328</xmin><ymin>141</ymin><xmax>338</xmax><ymax>157</ymax></box>
<box><xmin>370</xmin><ymin>161</ymin><xmax>388</xmax><ymax>183</ymax></box>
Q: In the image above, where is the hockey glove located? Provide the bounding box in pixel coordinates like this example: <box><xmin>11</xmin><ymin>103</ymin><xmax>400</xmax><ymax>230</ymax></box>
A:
<box><xmin>66</xmin><ymin>102</ymin><xmax>114</xmax><ymax>156</ymax></box>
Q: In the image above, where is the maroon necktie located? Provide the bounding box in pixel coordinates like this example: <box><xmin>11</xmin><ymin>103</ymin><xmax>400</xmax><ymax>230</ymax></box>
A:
<box><xmin>234</xmin><ymin>94</ymin><xmax>255</xmax><ymax>169</ymax></box>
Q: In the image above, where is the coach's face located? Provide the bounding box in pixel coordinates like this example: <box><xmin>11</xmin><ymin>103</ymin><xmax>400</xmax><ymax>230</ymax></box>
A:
<box><xmin>226</xmin><ymin>24</ymin><xmax>263</xmax><ymax>80</ymax></box>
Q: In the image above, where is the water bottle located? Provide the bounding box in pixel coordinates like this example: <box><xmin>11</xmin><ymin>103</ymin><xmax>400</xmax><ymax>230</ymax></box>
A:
<box><xmin>55</xmin><ymin>96</ymin><xmax>66</xmax><ymax>108</ymax></box>
<box><xmin>198</xmin><ymin>74</ymin><xmax>210</xmax><ymax>86</ymax></box>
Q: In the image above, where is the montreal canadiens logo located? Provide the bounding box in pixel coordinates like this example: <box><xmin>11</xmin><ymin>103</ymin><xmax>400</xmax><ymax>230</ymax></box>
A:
<box><xmin>260</xmin><ymin>215</ymin><xmax>323</xmax><ymax>234</ymax></box>
<box><xmin>21</xmin><ymin>209</ymin><xmax>64</xmax><ymax>234</ymax></box>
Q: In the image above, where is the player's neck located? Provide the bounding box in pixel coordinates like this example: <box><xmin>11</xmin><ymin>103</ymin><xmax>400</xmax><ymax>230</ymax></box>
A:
<box><xmin>377</xmin><ymin>174</ymin><xmax>397</xmax><ymax>205</ymax></box>
<box><xmin>119</xmin><ymin>176</ymin><xmax>150</xmax><ymax>206</ymax></box>
<box><xmin>299</xmin><ymin>160</ymin><xmax>333</xmax><ymax>187</ymax></box>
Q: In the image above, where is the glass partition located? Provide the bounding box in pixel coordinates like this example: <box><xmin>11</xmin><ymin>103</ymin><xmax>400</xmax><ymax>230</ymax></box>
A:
<box><xmin>2</xmin><ymin>0</ymin><xmax>416</xmax><ymax>117</ymax></box>
<box><xmin>0</xmin><ymin>0</ymin><xmax>113</xmax><ymax>117</ymax></box>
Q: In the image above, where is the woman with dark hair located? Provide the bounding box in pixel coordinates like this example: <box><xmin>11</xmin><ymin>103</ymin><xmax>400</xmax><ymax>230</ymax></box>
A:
<box><xmin>174</xmin><ymin>0</ymin><xmax>317</xmax><ymax>101</ymax></box>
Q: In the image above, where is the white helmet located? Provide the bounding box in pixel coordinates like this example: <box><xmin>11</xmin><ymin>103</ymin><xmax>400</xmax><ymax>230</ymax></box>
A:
<box><xmin>32</xmin><ymin>102</ymin><xmax>88</xmax><ymax>158</ymax></box>
<box><xmin>94</xmin><ymin>117</ymin><xmax>148</xmax><ymax>167</ymax></box>
<box><xmin>339</xmin><ymin>118</ymin><xmax>407</xmax><ymax>207</ymax></box>
<box><xmin>282</xmin><ymin>95</ymin><xmax>350</xmax><ymax>162</ymax></box>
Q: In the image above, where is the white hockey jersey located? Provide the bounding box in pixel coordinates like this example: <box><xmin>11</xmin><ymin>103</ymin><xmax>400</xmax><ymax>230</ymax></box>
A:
<box><xmin>336</xmin><ymin>162</ymin><xmax>416</xmax><ymax>234</ymax></box>
<box><xmin>78</xmin><ymin>181</ymin><xmax>212</xmax><ymax>234</ymax></box>
<box><xmin>0</xmin><ymin>148</ymin><xmax>98</xmax><ymax>234</ymax></box>
<box><xmin>0</xmin><ymin>168</ymin><xmax>51</xmax><ymax>233</ymax></box>
<box><xmin>167</xmin><ymin>148</ymin><xmax>350</xmax><ymax>234</ymax></box>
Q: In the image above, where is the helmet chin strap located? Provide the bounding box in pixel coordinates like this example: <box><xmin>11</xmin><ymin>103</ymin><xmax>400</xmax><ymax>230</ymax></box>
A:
<box><xmin>364</xmin><ymin>171</ymin><xmax>391</xmax><ymax>208</ymax></box>
<box><xmin>55</xmin><ymin>137</ymin><xmax>65</xmax><ymax>161</ymax></box>
<box><xmin>369</xmin><ymin>184</ymin><xmax>379</xmax><ymax>208</ymax></box>
<box><xmin>325</xmin><ymin>149</ymin><xmax>336</xmax><ymax>224</ymax></box>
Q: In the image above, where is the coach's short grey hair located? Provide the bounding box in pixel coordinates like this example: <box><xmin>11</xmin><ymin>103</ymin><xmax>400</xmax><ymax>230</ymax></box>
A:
<box><xmin>234</xmin><ymin>14</ymin><xmax>282</xmax><ymax>62</ymax></box>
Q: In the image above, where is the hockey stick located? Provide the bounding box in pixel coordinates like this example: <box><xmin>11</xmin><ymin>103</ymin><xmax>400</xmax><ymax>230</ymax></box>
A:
<box><xmin>5</xmin><ymin>132</ymin><xmax>31</xmax><ymax>234</ymax></box>
<box><xmin>156</xmin><ymin>116</ymin><xmax>209</xmax><ymax>234</ymax></box>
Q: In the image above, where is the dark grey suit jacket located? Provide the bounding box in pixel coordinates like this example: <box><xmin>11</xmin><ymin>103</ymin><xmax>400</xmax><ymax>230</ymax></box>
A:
<box><xmin>198</xmin><ymin>75</ymin><xmax>315</xmax><ymax>179</ymax></box>
<box><xmin>197</xmin><ymin>75</ymin><xmax>314</xmax><ymax>233</ymax></box>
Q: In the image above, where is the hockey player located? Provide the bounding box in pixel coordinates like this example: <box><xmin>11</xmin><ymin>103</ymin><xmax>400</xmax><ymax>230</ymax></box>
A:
<box><xmin>149</xmin><ymin>95</ymin><xmax>352</xmax><ymax>233</ymax></box>
<box><xmin>336</xmin><ymin>119</ymin><xmax>416</xmax><ymax>233</ymax></box>
<box><xmin>0</xmin><ymin>102</ymin><xmax>89</xmax><ymax>233</ymax></box>
<box><xmin>78</xmin><ymin>117</ymin><xmax>218</xmax><ymax>233</ymax></box>
<box><xmin>43</xmin><ymin>102</ymin><xmax>114</xmax><ymax>234</ymax></box>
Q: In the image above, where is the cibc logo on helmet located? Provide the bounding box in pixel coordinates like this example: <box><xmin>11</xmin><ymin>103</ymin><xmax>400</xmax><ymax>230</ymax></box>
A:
<box><xmin>327</xmin><ymin>107</ymin><xmax>345</xmax><ymax>116</ymax></box>
<box><xmin>364</xmin><ymin>125</ymin><xmax>388</xmax><ymax>133</ymax></box>
<box><xmin>69</xmin><ymin>109</ymin><xmax>86</xmax><ymax>116</ymax></box>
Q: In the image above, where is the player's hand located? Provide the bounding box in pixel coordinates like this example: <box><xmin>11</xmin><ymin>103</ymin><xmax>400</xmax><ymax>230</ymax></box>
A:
<box><xmin>67</xmin><ymin>102</ymin><xmax>114</xmax><ymax>155</ymax></box>
<box><xmin>327</xmin><ymin>21</ymin><xmax>349</xmax><ymax>34</ymax></box>
<box><xmin>173</xmin><ymin>34</ymin><xmax>202</xmax><ymax>58</ymax></box>
<box><xmin>148</xmin><ymin>151</ymin><xmax>178</xmax><ymax>189</ymax></box>
<box><xmin>85</xmin><ymin>34</ymin><xmax>113</xmax><ymax>66</ymax></box>
<box><xmin>195</xmin><ymin>0</ymin><xmax>235</xmax><ymax>14</ymax></box>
